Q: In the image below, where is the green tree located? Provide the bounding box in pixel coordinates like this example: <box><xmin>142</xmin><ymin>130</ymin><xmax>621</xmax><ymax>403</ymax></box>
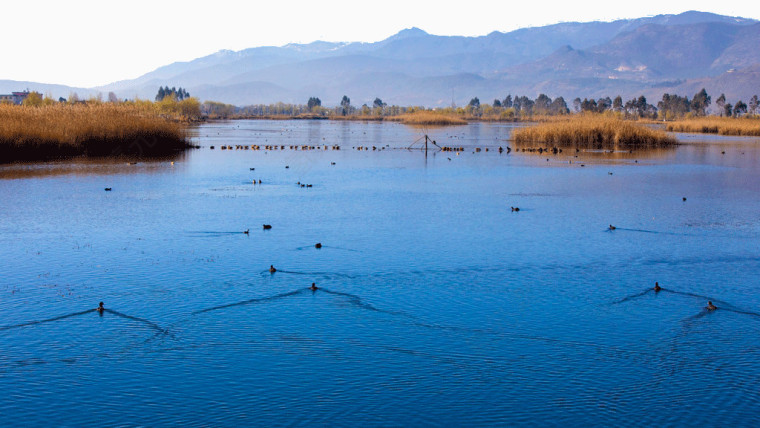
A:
<box><xmin>580</xmin><ymin>98</ymin><xmax>597</xmax><ymax>112</ymax></box>
<box><xmin>502</xmin><ymin>95</ymin><xmax>513</xmax><ymax>108</ymax></box>
<box><xmin>723</xmin><ymin>103</ymin><xmax>733</xmax><ymax>117</ymax></box>
<box><xmin>613</xmin><ymin>96</ymin><xmax>623</xmax><ymax>112</ymax></box>
<box><xmin>636</xmin><ymin>95</ymin><xmax>648</xmax><ymax>117</ymax></box>
<box><xmin>716</xmin><ymin>93</ymin><xmax>726</xmax><ymax>116</ymax></box>
<box><xmin>550</xmin><ymin>97</ymin><xmax>569</xmax><ymax>115</ymax></box>
<box><xmin>156</xmin><ymin>87</ymin><xmax>166</xmax><ymax>101</ymax></box>
<box><xmin>534</xmin><ymin>94</ymin><xmax>552</xmax><ymax>114</ymax></box>
<box><xmin>749</xmin><ymin>95</ymin><xmax>759</xmax><ymax>115</ymax></box>
<box><xmin>468</xmin><ymin>97</ymin><xmax>480</xmax><ymax>109</ymax></box>
<box><xmin>597</xmin><ymin>97</ymin><xmax>612</xmax><ymax>113</ymax></box>
<box><xmin>372</xmin><ymin>98</ymin><xmax>385</xmax><ymax>116</ymax></box>
<box><xmin>573</xmin><ymin>97</ymin><xmax>582</xmax><ymax>113</ymax></box>
<box><xmin>307</xmin><ymin>97</ymin><xmax>321</xmax><ymax>111</ymax></box>
<box><xmin>734</xmin><ymin>100</ymin><xmax>747</xmax><ymax>116</ymax></box>
<box><xmin>690</xmin><ymin>88</ymin><xmax>711</xmax><ymax>116</ymax></box>
<box><xmin>340</xmin><ymin>95</ymin><xmax>351</xmax><ymax>116</ymax></box>
<box><xmin>513</xmin><ymin>96</ymin><xmax>533</xmax><ymax>114</ymax></box>
<box><xmin>657</xmin><ymin>93</ymin><xmax>690</xmax><ymax>119</ymax></box>
<box><xmin>493</xmin><ymin>99</ymin><xmax>502</xmax><ymax>108</ymax></box>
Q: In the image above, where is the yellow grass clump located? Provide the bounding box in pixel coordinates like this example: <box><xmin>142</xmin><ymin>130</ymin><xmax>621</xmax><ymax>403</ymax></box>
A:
<box><xmin>0</xmin><ymin>103</ymin><xmax>191</xmax><ymax>162</ymax></box>
<box><xmin>512</xmin><ymin>115</ymin><xmax>677</xmax><ymax>149</ymax></box>
<box><xmin>394</xmin><ymin>111</ymin><xmax>467</xmax><ymax>126</ymax></box>
<box><xmin>666</xmin><ymin>117</ymin><xmax>760</xmax><ymax>136</ymax></box>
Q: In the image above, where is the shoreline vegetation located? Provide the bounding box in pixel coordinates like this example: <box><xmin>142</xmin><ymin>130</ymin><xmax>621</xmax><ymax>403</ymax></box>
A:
<box><xmin>0</xmin><ymin>100</ymin><xmax>199</xmax><ymax>163</ymax></box>
<box><xmin>393</xmin><ymin>111</ymin><xmax>468</xmax><ymax>126</ymax></box>
<box><xmin>513</xmin><ymin>116</ymin><xmax>677</xmax><ymax>149</ymax></box>
<box><xmin>665</xmin><ymin>117</ymin><xmax>760</xmax><ymax>136</ymax></box>
<box><xmin>199</xmin><ymin>89</ymin><xmax>759</xmax><ymax>132</ymax></box>
<box><xmin>2</xmin><ymin>86</ymin><xmax>759</xmax><ymax>163</ymax></box>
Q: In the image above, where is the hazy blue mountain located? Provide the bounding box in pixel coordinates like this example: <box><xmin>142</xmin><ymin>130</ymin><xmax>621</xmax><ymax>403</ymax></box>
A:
<box><xmin>492</xmin><ymin>19</ymin><xmax>760</xmax><ymax>103</ymax></box>
<box><xmin>5</xmin><ymin>11</ymin><xmax>758</xmax><ymax>107</ymax></box>
<box><xmin>660</xmin><ymin>65</ymin><xmax>760</xmax><ymax>105</ymax></box>
<box><xmin>0</xmin><ymin>80</ymin><xmax>94</xmax><ymax>100</ymax></box>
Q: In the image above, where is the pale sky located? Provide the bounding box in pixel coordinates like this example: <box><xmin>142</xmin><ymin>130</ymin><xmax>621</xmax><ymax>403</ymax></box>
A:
<box><xmin>3</xmin><ymin>0</ymin><xmax>758</xmax><ymax>88</ymax></box>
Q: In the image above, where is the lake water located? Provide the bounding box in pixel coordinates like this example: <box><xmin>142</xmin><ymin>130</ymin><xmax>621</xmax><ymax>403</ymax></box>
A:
<box><xmin>2</xmin><ymin>120</ymin><xmax>760</xmax><ymax>426</ymax></box>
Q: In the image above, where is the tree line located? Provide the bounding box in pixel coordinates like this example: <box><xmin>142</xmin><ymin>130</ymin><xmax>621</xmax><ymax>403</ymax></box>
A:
<box><xmin>156</xmin><ymin>86</ymin><xmax>190</xmax><ymax>102</ymax></box>
<box><xmin>193</xmin><ymin>89</ymin><xmax>760</xmax><ymax>120</ymax></box>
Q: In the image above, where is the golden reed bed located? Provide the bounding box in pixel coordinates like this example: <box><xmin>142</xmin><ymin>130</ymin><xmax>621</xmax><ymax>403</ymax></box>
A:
<box><xmin>513</xmin><ymin>115</ymin><xmax>677</xmax><ymax>149</ymax></box>
<box><xmin>0</xmin><ymin>103</ymin><xmax>189</xmax><ymax>162</ymax></box>
<box><xmin>666</xmin><ymin>117</ymin><xmax>760</xmax><ymax>136</ymax></box>
<box><xmin>392</xmin><ymin>111</ymin><xmax>468</xmax><ymax>126</ymax></box>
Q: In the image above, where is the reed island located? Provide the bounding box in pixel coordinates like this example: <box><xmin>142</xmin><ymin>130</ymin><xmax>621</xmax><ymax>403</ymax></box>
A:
<box><xmin>0</xmin><ymin>98</ymin><xmax>199</xmax><ymax>162</ymax></box>
<box><xmin>513</xmin><ymin>115</ymin><xmax>677</xmax><ymax>149</ymax></box>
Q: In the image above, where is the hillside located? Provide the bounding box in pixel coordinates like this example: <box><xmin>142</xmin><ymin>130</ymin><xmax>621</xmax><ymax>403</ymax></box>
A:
<box><xmin>3</xmin><ymin>11</ymin><xmax>758</xmax><ymax>107</ymax></box>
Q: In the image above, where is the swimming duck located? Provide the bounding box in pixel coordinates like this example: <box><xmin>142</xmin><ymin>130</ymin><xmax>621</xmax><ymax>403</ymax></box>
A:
<box><xmin>243</xmin><ymin>229</ymin><xmax>249</xmax><ymax>235</ymax></box>
<box><xmin>682</xmin><ymin>197</ymin><xmax>687</xmax><ymax>201</ymax></box>
<box><xmin>104</xmin><ymin>188</ymin><xmax>112</xmax><ymax>191</ymax></box>
<box><xmin>706</xmin><ymin>301</ymin><xmax>717</xmax><ymax>311</ymax></box>
<box><xmin>609</xmin><ymin>225</ymin><xmax>616</xmax><ymax>230</ymax></box>
<box><xmin>263</xmin><ymin>224</ymin><xmax>272</xmax><ymax>230</ymax></box>
<box><xmin>315</xmin><ymin>243</ymin><xmax>322</xmax><ymax>249</ymax></box>
<box><xmin>310</xmin><ymin>282</ymin><xmax>318</xmax><ymax>291</ymax></box>
<box><xmin>654</xmin><ymin>282</ymin><xmax>661</xmax><ymax>292</ymax></box>
<box><xmin>511</xmin><ymin>207</ymin><xmax>520</xmax><ymax>212</ymax></box>
<box><xmin>269</xmin><ymin>265</ymin><xmax>277</xmax><ymax>273</ymax></box>
<box><xmin>97</xmin><ymin>302</ymin><xmax>105</xmax><ymax>313</ymax></box>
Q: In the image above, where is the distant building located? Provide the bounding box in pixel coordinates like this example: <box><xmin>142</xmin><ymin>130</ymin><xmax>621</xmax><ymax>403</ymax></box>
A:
<box><xmin>0</xmin><ymin>91</ymin><xmax>33</xmax><ymax>105</ymax></box>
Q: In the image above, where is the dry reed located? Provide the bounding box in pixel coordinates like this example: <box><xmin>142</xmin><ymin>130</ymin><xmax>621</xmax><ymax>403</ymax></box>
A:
<box><xmin>666</xmin><ymin>117</ymin><xmax>760</xmax><ymax>136</ymax></box>
<box><xmin>393</xmin><ymin>112</ymin><xmax>467</xmax><ymax>126</ymax></box>
<box><xmin>0</xmin><ymin>103</ymin><xmax>189</xmax><ymax>162</ymax></box>
<box><xmin>513</xmin><ymin>115</ymin><xmax>676</xmax><ymax>149</ymax></box>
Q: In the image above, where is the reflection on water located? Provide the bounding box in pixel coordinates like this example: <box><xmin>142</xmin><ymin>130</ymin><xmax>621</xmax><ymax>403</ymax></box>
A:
<box><xmin>512</xmin><ymin>143</ymin><xmax>679</xmax><ymax>166</ymax></box>
<box><xmin>2</xmin><ymin>120</ymin><xmax>760</xmax><ymax>426</ymax></box>
<box><xmin>0</xmin><ymin>153</ymin><xmax>188</xmax><ymax>180</ymax></box>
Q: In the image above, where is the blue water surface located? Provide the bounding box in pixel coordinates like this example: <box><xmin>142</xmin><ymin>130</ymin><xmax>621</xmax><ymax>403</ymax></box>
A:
<box><xmin>1</xmin><ymin>120</ymin><xmax>760</xmax><ymax>426</ymax></box>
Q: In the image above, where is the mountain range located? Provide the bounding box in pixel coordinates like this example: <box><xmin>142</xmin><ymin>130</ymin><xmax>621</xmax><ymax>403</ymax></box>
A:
<box><xmin>2</xmin><ymin>11</ymin><xmax>759</xmax><ymax>107</ymax></box>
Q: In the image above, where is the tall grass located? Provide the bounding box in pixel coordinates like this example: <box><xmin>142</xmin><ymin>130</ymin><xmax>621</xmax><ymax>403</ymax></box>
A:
<box><xmin>513</xmin><ymin>115</ymin><xmax>676</xmax><ymax>149</ymax></box>
<box><xmin>393</xmin><ymin>111</ymin><xmax>467</xmax><ymax>126</ymax></box>
<box><xmin>0</xmin><ymin>103</ymin><xmax>190</xmax><ymax>162</ymax></box>
<box><xmin>666</xmin><ymin>117</ymin><xmax>760</xmax><ymax>136</ymax></box>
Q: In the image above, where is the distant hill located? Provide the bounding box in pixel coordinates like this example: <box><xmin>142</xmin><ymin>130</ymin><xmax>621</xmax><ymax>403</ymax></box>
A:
<box><xmin>0</xmin><ymin>80</ymin><xmax>94</xmax><ymax>101</ymax></box>
<box><xmin>4</xmin><ymin>11</ymin><xmax>759</xmax><ymax>107</ymax></box>
<box><xmin>661</xmin><ymin>65</ymin><xmax>760</xmax><ymax>104</ymax></box>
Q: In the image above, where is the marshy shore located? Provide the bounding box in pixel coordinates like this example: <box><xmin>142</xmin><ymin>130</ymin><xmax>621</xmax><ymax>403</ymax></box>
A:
<box><xmin>665</xmin><ymin>117</ymin><xmax>760</xmax><ymax>136</ymax></box>
<box><xmin>0</xmin><ymin>103</ymin><xmax>193</xmax><ymax>163</ymax></box>
<box><xmin>513</xmin><ymin>115</ymin><xmax>677</xmax><ymax>149</ymax></box>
